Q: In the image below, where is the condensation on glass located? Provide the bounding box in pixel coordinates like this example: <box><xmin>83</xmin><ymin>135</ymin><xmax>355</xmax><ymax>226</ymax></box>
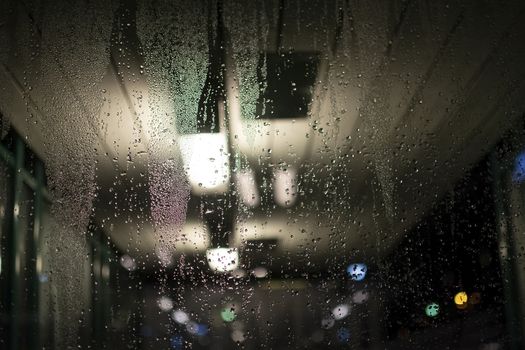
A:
<box><xmin>1</xmin><ymin>0</ymin><xmax>525</xmax><ymax>349</ymax></box>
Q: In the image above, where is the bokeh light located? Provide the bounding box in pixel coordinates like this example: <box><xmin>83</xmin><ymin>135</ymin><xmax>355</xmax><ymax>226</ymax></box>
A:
<box><xmin>120</xmin><ymin>254</ymin><xmax>137</xmax><ymax>271</ymax></box>
<box><xmin>221</xmin><ymin>307</ymin><xmax>237</xmax><ymax>322</ymax></box>
<box><xmin>425</xmin><ymin>303</ymin><xmax>439</xmax><ymax>317</ymax></box>
<box><xmin>454</xmin><ymin>291</ymin><xmax>468</xmax><ymax>308</ymax></box>
<box><xmin>172</xmin><ymin>309</ymin><xmax>189</xmax><ymax>325</ymax></box>
<box><xmin>158</xmin><ymin>296</ymin><xmax>174</xmax><ymax>312</ymax></box>
<box><xmin>170</xmin><ymin>335</ymin><xmax>184</xmax><ymax>349</ymax></box>
<box><xmin>231</xmin><ymin>330</ymin><xmax>246</xmax><ymax>343</ymax></box>
<box><xmin>332</xmin><ymin>304</ymin><xmax>350</xmax><ymax>320</ymax></box>
<box><xmin>512</xmin><ymin>151</ymin><xmax>525</xmax><ymax>182</ymax></box>
<box><xmin>252</xmin><ymin>266</ymin><xmax>268</xmax><ymax>278</ymax></box>
<box><xmin>206</xmin><ymin>247</ymin><xmax>239</xmax><ymax>272</ymax></box>
<box><xmin>337</xmin><ymin>327</ymin><xmax>350</xmax><ymax>343</ymax></box>
<box><xmin>186</xmin><ymin>322</ymin><xmax>208</xmax><ymax>336</ymax></box>
<box><xmin>347</xmin><ymin>263</ymin><xmax>367</xmax><ymax>281</ymax></box>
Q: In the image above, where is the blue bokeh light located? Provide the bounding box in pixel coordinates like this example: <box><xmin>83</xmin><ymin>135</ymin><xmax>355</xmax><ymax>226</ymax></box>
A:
<box><xmin>337</xmin><ymin>327</ymin><xmax>350</xmax><ymax>343</ymax></box>
<box><xmin>347</xmin><ymin>263</ymin><xmax>367</xmax><ymax>281</ymax></box>
<box><xmin>513</xmin><ymin>151</ymin><xmax>525</xmax><ymax>183</ymax></box>
<box><xmin>170</xmin><ymin>335</ymin><xmax>184</xmax><ymax>349</ymax></box>
<box><xmin>196</xmin><ymin>324</ymin><xmax>209</xmax><ymax>337</ymax></box>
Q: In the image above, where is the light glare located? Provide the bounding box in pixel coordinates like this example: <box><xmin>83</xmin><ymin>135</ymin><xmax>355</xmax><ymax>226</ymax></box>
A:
<box><xmin>179</xmin><ymin>134</ymin><xmax>230</xmax><ymax>194</ymax></box>
<box><xmin>206</xmin><ymin>248</ymin><xmax>239</xmax><ymax>272</ymax></box>
<box><xmin>332</xmin><ymin>304</ymin><xmax>350</xmax><ymax>320</ymax></box>
<box><xmin>172</xmin><ymin>309</ymin><xmax>189</xmax><ymax>324</ymax></box>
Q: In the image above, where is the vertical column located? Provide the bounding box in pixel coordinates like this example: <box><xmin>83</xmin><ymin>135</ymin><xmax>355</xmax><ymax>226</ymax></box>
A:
<box><xmin>8</xmin><ymin>137</ymin><xmax>24</xmax><ymax>350</ymax></box>
<box><xmin>31</xmin><ymin>160</ymin><xmax>45</xmax><ymax>349</ymax></box>
<box><xmin>492</xmin><ymin>152</ymin><xmax>524</xmax><ymax>349</ymax></box>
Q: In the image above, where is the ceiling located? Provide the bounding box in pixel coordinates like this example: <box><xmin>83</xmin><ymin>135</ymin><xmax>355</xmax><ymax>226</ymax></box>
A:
<box><xmin>1</xmin><ymin>0</ymin><xmax>525</xmax><ymax>272</ymax></box>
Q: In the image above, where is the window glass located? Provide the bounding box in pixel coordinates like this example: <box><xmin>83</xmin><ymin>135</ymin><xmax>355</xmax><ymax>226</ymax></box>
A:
<box><xmin>1</xmin><ymin>1</ymin><xmax>525</xmax><ymax>349</ymax></box>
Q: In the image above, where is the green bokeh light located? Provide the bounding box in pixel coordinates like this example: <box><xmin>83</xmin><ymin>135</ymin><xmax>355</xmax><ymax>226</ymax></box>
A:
<box><xmin>425</xmin><ymin>303</ymin><xmax>439</xmax><ymax>317</ymax></box>
<box><xmin>221</xmin><ymin>308</ymin><xmax>236</xmax><ymax>322</ymax></box>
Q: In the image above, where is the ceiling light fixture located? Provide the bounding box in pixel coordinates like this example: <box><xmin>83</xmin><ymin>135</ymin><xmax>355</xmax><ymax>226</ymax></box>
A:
<box><xmin>206</xmin><ymin>247</ymin><xmax>239</xmax><ymax>273</ymax></box>
<box><xmin>273</xmin><ymin>167</ymin><xmax>298</xmax><ymax>207</ymax></box>
<box><xmin>179</xmin><ymin>133</ymin><xmax>230</xmax><ymax>194</ymax></box>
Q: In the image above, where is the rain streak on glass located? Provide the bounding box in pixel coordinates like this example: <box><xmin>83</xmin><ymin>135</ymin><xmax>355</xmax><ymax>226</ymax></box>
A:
<box><xmin>0</xmin><ymin>0</ymin><xmax>525</xmax><ymax>349</ymax></box>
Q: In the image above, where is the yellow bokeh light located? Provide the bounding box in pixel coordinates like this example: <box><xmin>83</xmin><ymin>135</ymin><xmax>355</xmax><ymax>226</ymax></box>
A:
<box><xmin>454</xmin><ymin>291</ymin><xmax>468</xmax><ymax>306</ymax></box>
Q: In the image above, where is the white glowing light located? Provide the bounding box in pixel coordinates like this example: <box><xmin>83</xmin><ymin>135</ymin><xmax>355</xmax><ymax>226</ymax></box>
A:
<box><xmin>235</xmin><ymin>168</ymin><xmax>259</xmax><ymax>207</ymax></box>
<box><xmin>158</xmin><ymin>296</ymin><xmax>174</xmax><ymax>312</ymax></box>
<box><xmin>206</xmin><ymin>248</ymin><xmax>239</xmax><ymax>272</ymax></box>
<box><xmin>120</xmin><ymin>254</ymin><xmax>137</xmax><ymax>271</ymax></box>
<box><xmin>332</xmin><ymin>304</ymin><xmax>350</xmax><ymax>320</ymax></box>
<box><xmin>179</xmin><ymin>134</ymin><xmax>230</xmax><ymax>194</ymax></box>
<box><xmin>172</xmin><ymin>309</ymin><xmax>190</xmax><ymax>325</ymax></box>
<box><xmin>273</xmin><ymin>167</ymin><xmax>298</xmax><ymax>207</ymax></box>
<box><xmin>252</xmin><ymin>266</ymin><xmax>268</xmax><ymax>278</ymax></box>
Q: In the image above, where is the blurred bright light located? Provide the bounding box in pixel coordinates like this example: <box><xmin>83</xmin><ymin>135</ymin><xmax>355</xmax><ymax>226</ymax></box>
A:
<box><xmin>252</xmin><ymin>266</ymin><xmax>268</xmax><ymax>278</ymax></box>
<box><xmin>454</xmin><ymin>291</ymin><xmax>468</xmax><ymax>305</ymax></box>
<box><xmin>513</xmin><ymin>151</ymin><xmax>525</xmax><ymax>182</ymax></box>
<box><xmin>352</xmin><ymin>290</ymin><xmax>369</xmax><ymax>304</ymax></box>
<box><xmin>120</xmin><ymin>254</ymin><xmax>137</xmax><ymax>271</ymax></box>
<box><xmin>235</xmin><ymin>168</ymin><xmax>259</xmax><ymax>207</ymax></box>
<box><xmin>172</xmin><ymin>309</ymin><xmax>189</xmax><ymax>325</ymax></box>
<box><xmin>38</xmin><ymin>274</ymin><xmax>49</xmax><ymax>283</ymax></box>
<box><xmin>158</xmin><ymin>296</ymin><xmax>174</xmax><ymax>312</ymax></box>
<box><xmin>206</xmin><ymin>248</ymin><xmax>239</xmax><ymax>272</ymax></box>
<box><xmin>347</xmin><ymin>263</ymin><xmax>367</xmax><ymax>281</ymax></box>
<box><xmin>186</xmin><ymin>322</ymin><xmax>208</xmax><ymax>336</ymax></box>
<box><xmin>221</xmin><ymin>307</ymin><xmax>237</xmax><ymax>322</ymax></box>
<box><xmin>425</xmin><ymin>303</ymin><xmax>439</xmax><ymax>317</ymax></box>
<box><xmin>454</xmin><ymin>291</ymin><xmax>468</xmax><ymax>309</ymax></box>
<box><xmin>332</xmin><ymin>304</ymin><xmax>350</xmax><ymax>320</ymax></box>
<box><xmin>179</xmin><ymin>133</ymin><xmax>230</xmax><ymax>194</ymax></box>
<box><xmin>273</xmin><ymin>167</ymin><xmax>298</xmax><ymax>207</ymax></box>
<box><xmin>186</xmin><ymin>321</ymin><xmax>198</xmax><ymax>334</ymax></box>
<box><xmin>231</xmin><ymin>330</ymin><xmax>246</xmax><ymax>343</ymax></box>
